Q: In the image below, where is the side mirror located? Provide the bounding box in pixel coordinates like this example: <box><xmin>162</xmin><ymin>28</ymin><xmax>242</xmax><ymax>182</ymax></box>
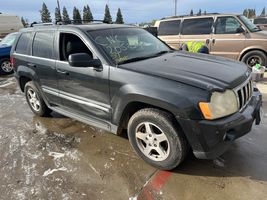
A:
<box><xmin>68</xmin><ymin>53</ymin><xmax>102</xmax><ymax>68</ymax></box>
<box><xmin>236</xmin><ymin>27</ymin><xmax>245</xmax><ymax>34</ymax></box>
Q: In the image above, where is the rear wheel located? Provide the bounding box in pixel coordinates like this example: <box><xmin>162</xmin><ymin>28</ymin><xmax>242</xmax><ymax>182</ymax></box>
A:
<box><xmin>0</xmin><ymin>58</ymin><xmax>13</xmax><ymax>75</ymax></box>
<box><xmin>241</xmin><ymin>50</ymin><xmax>267</xmax><ymax>68</ymax></box>
<box><xmin>127</xmin><ymin>108</ymin><xmax>189</xmax><ymax>170</ymax></box>
<box><xmin>25</xmin><ymin>81</ymin><xmax>52</xmax><ymax>116</ymax></box>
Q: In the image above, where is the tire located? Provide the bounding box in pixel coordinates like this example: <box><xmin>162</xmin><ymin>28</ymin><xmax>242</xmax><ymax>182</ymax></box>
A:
<box><xmin>0</xmin><ymin>58</ymin><xmax>13</xmax><ymax>75</ymax></box>
<box><xmin>241</xmin><ymin>50</ymin><xmax>267</xmax><ymax>68</ymax></box>
<box><xmin>24</xmin><ymin>81</ymin><xmax>52</xmax><ymax>116</ymax></box>
<box><xmin>127</xmin><ymin>108</ymin><xmax>189</xmax><ymax>170</ymax></box>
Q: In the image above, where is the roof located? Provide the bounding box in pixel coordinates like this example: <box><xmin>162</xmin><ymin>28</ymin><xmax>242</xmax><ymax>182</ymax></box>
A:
<box><xmin>0</xmin><ymin>14</ymin><xmax>20</xmax><ymax>17</ymax></box>
<box><xmin>159</xmin><ymin>13</ymin><xmax>242</xmax><ymax>21</ymax></box>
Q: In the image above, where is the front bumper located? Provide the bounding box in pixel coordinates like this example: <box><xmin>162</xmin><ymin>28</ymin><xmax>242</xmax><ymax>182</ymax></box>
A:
<box><xmin>178</xmin><ymin>89</ymin><xmax>262</xmax><ymax>159</ymax></box>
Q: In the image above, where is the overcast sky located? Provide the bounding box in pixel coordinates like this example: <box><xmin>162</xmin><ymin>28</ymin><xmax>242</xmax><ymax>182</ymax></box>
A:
<box><xmin>1</xmin><ymin>0</ymin><xmax>267</xmax><ymax>23</ymax></box>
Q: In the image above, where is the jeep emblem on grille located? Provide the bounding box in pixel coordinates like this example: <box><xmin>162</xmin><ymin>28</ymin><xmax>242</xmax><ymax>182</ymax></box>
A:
<box><xmin>245</xmin><ymin>71</ymin><xmax>250</xmax><ymax>77</ymax></box>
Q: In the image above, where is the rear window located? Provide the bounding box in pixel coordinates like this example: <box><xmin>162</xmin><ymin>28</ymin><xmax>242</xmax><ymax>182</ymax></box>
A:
<box><xmin>15</xmin><ymin>32</ymin><xmax>32</xmax><ymax>55</ymax></box>
<box><xmin>32</xmin><ymin>31</ymin><xmax>54</xmax><ymax>59</ymax></box>
<box><xmin>181</xmin><ymin>18</ymin><xmax>214</xmax><ymax>35</ymax></box>
<box><xmin>158</xmin><ymin>20</ymin><xmax>181</xmax><ymax>35</ymax></box>
<box><xmin>254</xmin><ymin>18</ymin><xmax>267</xmax><ymax>24</ymax></box>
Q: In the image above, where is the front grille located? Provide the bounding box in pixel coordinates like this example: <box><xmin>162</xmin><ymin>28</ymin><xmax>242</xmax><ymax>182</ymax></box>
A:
<box><xmin>235</xmin><ymin>78</ymin><xmax>253</xmax><ymax>110</ymax></box>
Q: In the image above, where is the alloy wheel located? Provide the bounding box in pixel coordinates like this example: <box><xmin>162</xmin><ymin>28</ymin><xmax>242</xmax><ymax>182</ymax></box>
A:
<box><xmin>27</xmin><ymin>88</ymin><xmax>41</xmax><ymax>112</ymax></box>
<box><xmin>1</xmin><ymin>60</ymin><xmax>13</xmax><ymax>73</ymax></box>
<box><xmin>135</xmin><ymin>122</ymin><xmax>170</xmax><ymax>161</ymax></box>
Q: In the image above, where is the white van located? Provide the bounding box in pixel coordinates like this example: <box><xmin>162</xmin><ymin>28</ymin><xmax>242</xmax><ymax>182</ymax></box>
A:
<box><xmin>0</xmin><ymin>14</ymin><xmax>24</xmax><ymax>39</ymax></box>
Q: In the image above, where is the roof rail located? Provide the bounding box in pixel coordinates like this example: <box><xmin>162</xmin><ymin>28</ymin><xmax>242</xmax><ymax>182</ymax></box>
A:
<box><xmin>161</xmin><ymin>12</ymin><xmax>220</xmax><ymax>20</ymax></box>
<box><xmin>30</xmin><ymin>22</ymin><xmax>54</xmax><ymax>27</ymax></box>
<box><xmin>55</xmin><ymin>19</ymin><xmax>112</xmax><ymax>25</ymax></box>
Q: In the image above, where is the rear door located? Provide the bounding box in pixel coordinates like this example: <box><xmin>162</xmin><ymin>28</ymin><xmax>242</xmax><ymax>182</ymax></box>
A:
<box><xmin>210</xmin><ymin>16</ymin><xmax>246</xmax><ymax>59</ymax></box>
<box><xmin>180</xmin><ymin>17</ymin><xmax>214</xmax><ymax>50</ymax></box>
<box><xmin>157</xmin><ymin>19</ymin><xmax>181</xmax><ymax>49</ymax></box>
<box><xmin>30</xmin><ymin>31</ymin><xmax>60</xmax><ymax>106</ymax></box>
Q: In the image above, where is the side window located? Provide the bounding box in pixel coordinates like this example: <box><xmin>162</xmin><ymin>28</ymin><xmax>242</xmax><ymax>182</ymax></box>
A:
<box><xmin>215</xmin><ymin>17</ymin><xmax>242</xmax><ymax>34</ymax></box>
<box><xmin>181</xmin><ymin>18</ymin><xmax>214</xmax><ymax>35</ymax></box>
<box><xmin>254</xmin><ymin>18</ymin><xmax>267</xmax><ymax>24</ymax></box>
<box><xmin>59</xmin><ymin>33</ymin><xmax>93</xmax><ymax>61</ymax></box>
<box><xmin>158</xmin><ymin>20</ymin><xmax>181</xmax><ymax>36</ymax></box>
<box><xmin>15</xmin><ymin>32</ymin><xmax>32</xmax><ymax>55</ymax></box>
<box><xmin>32</xmin><ymin>31</ymin><xmax>54</xmax><ymax>59</ymax></box>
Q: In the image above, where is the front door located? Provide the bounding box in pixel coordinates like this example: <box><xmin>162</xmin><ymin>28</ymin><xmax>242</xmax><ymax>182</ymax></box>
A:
<box><xmin>210</xmin><ymin>16</ymin><xmax>246</xmax><ymax>59</ymax></box>
<box><xmin>179</xmin><ymin>17</ymin><xmax>214</xmax><ymax>52</ymax></box>
<box><xmin>56</xmin><ymin>32</ymin><xmax>111</xmax><ymax>121</ymax></box>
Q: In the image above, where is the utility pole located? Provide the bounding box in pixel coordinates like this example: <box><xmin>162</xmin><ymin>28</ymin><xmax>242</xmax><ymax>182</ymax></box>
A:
<box><xmin>57</xmin><ymin>0</ymin><xmax>61</xmax><ymax>17</ymax></box>
<box><xmin>174</xmin><ymin>0</ymin><xmax>177</xmax><ymax>16</ymax></box>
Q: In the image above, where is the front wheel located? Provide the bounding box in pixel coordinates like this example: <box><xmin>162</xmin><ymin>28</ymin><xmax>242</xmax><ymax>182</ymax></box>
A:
<box><xmin>127</xmin><ymin>108</ymin><xmax>189</xmax><ymax>170</ymax></box>
<box><xmin>241</xmin><ymin>50</ymin><xmax>267</xmax><ymax>68</ymax></box>
<box><xmin>0</xmin><ymin>58</ymin><xmax>13</xmax><ymax>75</ymax></box>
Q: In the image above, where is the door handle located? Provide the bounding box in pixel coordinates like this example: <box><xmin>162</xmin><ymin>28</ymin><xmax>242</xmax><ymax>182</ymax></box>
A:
<box><xmin>57</xmin><ymin>69</ymin><xmax>69</xmax><ymax>75</ymax></box>
<box><xmin>206</xmin><ymin>39</ymin><xmax>210</xmax><ymax>45</ymax></box>
<box><xmin>27</xmin><ymin>63</ymin><xmax>36</xmax><ymax>68</ymax></box>
<box><xmin>212</xmin><ymin>39</ymin><xmax>216</xmax><ymax>44</ymax></box>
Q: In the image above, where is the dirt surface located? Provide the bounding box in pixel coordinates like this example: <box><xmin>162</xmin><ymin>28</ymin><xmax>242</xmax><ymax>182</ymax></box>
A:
<box><xmin>0</xmin><ymin>75</ymin><xmax>267</xmax><ymax>200</ymax></box>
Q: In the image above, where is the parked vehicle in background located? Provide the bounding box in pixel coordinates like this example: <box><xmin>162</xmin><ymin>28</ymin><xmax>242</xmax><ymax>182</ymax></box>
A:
<box><xmin>11</xmin><ymin>23</ymin><xmax>262</xmax><ymax>170</ymax></box>
<box><xmin>0</xmin><ymin>14</ymin><xmax>23</xmax><ymax>39</ymax></box>
<box><xmin>155</xmin><ymin>13</ymin><xmax>267</xmax><ymax>68</ymax></box>
<box><xmin>0</xmin><ymin>32</ymin><xmax>18</xmax><ymax>75</ymax></box>
<box><xmin>252</xmin><ymin>17</ymin><xmax>267</xmax><ymax>30</ymax></box>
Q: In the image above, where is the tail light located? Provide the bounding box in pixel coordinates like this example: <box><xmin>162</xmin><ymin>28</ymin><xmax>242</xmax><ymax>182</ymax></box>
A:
<box><xmin>10</xmin><ymin>56</ymin><xmax>14</xmax><ymax>69</ymax></box>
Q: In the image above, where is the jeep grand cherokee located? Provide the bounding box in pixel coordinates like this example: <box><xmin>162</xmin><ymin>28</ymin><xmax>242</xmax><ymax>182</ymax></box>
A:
<box><xmin>11</xmin><ymin>23</ymin><xmax>262</xmax><ymax>170</ymax></box>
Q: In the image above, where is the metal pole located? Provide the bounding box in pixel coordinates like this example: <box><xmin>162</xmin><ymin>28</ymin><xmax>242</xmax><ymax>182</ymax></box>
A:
<box><xmin>174</xmin><ymin>0</ymin><xmax>177</xmax><ymax>16</ymax></box>
<box><xmin>57</xmin><ymin>0</ymin><xmax>61</xmax><ymax>17</ymax></box>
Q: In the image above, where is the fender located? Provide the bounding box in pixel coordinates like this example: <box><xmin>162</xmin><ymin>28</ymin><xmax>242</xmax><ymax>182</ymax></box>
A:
<box><xmin>111</xmin><ymin>83</ymin><xmax>207</xmax><ymax>126</ymax></box>
<box><xmin>238</xmin><ymin>45</ymin><xmax>267</xmax><ymax>60</ymax></box>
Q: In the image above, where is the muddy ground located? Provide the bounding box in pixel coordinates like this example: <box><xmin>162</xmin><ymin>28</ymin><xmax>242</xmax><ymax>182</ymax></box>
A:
<box><xmin>0</xmin><ymin>75</ymin><xmax>267</xmax><ymax>200</ymax></box>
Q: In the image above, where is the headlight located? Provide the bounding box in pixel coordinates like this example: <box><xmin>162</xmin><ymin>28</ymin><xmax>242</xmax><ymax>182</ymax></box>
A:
<box><xmin>199</xmin><ymin>90</ymin><xmax>238</xmax><ymax>120</ymax></box>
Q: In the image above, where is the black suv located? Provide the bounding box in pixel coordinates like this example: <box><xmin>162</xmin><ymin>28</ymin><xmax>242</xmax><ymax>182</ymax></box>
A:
<box><xmin>11</xmin><ymin>23</ymin><xmax>262</xmax><ymax>170</ymax></box>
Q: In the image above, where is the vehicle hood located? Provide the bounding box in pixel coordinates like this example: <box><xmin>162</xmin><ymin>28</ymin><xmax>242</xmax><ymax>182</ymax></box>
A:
<box><xmin>119</xmin><ymin>51</ymin><xmax>250</xmax><ymax>91</ymax></box>
<box><xmin>250</xmin><ymin>30</ymin><xmax>267</xmax><ymax>38</ymax></box>
<box><xmin>0</xmin><ymin>46</ymin><xmax>12</xmax><ymax>55</ymax></box>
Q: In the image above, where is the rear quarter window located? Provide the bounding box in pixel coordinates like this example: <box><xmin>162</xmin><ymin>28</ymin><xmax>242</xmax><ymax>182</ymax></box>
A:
<box><xmin>15</xmin><ymin>32</ymin><xmax>32</xmax><ymax>55</ymax></box>
<box><xmin>32</xmin><ymin>31</ymin><xmax>54</xmax><ymax>59</ymax></box>
<box><xmin>158</xmin><ymin>20</ymin><xmax>181</xmax><ymax>35</ymax></box>
<box><xmin>181</xmin><ymin>18</ymin><xmax>214</xmax><ymax>35</ymax></box>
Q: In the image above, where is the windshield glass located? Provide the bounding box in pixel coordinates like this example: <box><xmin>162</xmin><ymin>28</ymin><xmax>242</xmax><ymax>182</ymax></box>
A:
<box><xmin>238</xmin><ymin>15</ymin><xmax>261</xmax><ymax>32</ymax></box>
<box><xmin>88</xmin><ymin>28</ymin><xmax>170</xmax><ymax>64</ymax></box>
<box><xmin>0</xmin><ymin>33</ymin><xmax>18</xmax><ymax>47</ymax></box>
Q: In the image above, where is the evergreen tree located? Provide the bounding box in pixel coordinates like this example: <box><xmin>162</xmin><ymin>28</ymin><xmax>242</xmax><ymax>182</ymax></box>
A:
<box><xmin>243</xmin><ymin>9</ymin><xmax>248</xmax><ymax>17</ymax></box>
<box><xmin>197</xmin><ymin>9</ymin><xmax>202</xmax><ymax>16</ymax></box>
<box><xmin>261</xmin><ymin>7</ymin><xmax>266</xmax><ymax>16</ymax></box>
<box><xmin>73</xmin><ymin>7</ymin><xmax>82</xmax><ymax>24</ymax></box>
<box><xmin>115</xmin><ymin>8</ymin><xmax>124</xmax><ymax>24</ymax></box>
<box><xmin>190</xmin><ymin>9</ymin><xmax>193</xmax><ymax>16</ymax></box>
<box><xmin>103</xmin><ymin>4</ymin><xmax>112</xmax><ymax>24</ymax></box>
<box><xmin>40</xmin><ymin>2</ymin><xmax>52</xmax><ymax>23</ymax></box>
<box><xmin>83</xmin><ymin>5</ymin><xmax>93</xmax><ymax>22</ymax></box>
<box><xmin>62</xmin><ymin>6</ymin><xmax>71</xmax><ymax>24</ymax></box>
<box><xmin>21</xmin><ymin>17</ymin><xmax>27</xmax><ymax>27</ymax></box>
<box><xmin>55</xmin><ymin>7</ymin><xmax>62</xmax><ymax>22</ymax></box>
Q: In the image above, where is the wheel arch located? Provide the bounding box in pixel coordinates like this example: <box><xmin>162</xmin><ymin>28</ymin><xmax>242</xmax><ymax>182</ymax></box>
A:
<box><xmin>239</xmin><ymin>47</ymin><xmax>267</xmax><ymax>61</ymax></box>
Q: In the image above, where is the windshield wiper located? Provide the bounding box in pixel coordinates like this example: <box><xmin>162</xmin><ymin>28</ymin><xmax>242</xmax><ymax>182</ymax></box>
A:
<box><xmin>118</xmin><ymin>50</ymin><xmax>171</xmax><ymax>65</ymax></box>
<box><xmin>118</xmin><ymin>55</ymin><xmax>153</xmax><ymax>65</ymax></box>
